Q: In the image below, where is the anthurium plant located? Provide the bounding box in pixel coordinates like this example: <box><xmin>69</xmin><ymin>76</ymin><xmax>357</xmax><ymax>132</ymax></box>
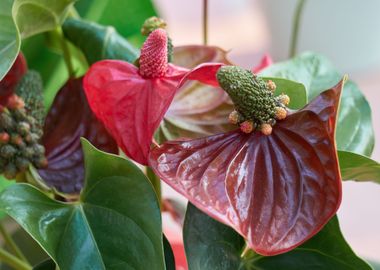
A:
<box><xmin>0</xmin><ymin>0</ymin><xmax>379</xmax><ymax>269</ymax></box>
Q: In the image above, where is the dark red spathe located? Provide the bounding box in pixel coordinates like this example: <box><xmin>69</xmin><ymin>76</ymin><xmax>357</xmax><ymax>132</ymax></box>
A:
<box><xmin>149</xmin><ymin>80</ymin><xmax>344</xmax><ymax>255</ymax></box>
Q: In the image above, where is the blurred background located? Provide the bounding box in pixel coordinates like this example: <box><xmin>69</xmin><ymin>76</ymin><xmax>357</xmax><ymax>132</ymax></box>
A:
<box><xmin>155</xmin><ymin>0</ymin><xmax>380</xmax><ymax>262</ymax></box>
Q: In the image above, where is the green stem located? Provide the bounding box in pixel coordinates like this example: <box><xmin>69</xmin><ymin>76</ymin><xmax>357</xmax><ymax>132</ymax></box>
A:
<box><xmin>0</xmin><ymin>248</ymin><xmax>31</xmax><ymax>270</ymax></box>
<box><xmin>289</xmin><ymin>0</ymin><xmax>307</xmax><ymax>58</ymax></box>
<box><xmin>147</xmin><ymin>167</ymin><xmax>162</xmax><ymax>205</ymax></box>
<box><xmin>203</xmin><ymin>0</ymin><xmax>209</xmax><ymax>45</ymax></box>
<box><xmin>58</xmin><ymin>27</ymin><xmax>75</xmax><ymax>78</ymax></box>
<box><xmin>0</xmin><ymin>223</ymin><xmax>29</xmax><ymax>264</ymax></box>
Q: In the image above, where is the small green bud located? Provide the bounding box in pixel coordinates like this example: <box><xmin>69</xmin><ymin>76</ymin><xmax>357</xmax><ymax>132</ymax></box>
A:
<box><xmin>10</xmin><ymin>134</ymin><xmax>23</xmax><ymax>146</ymax></box>
<box><xmin>32</xmin><ymin>144</ymin><xmax>45</xmax><ymax>155</ymax></box>
<box><xmin>0</xmin><ymin>113</ymin><xmax>15</xmax><ymax>130</ymax></box>
<box><xmin>0</xmin><ymin>145</ymin><xmax>17</xmax><ymax>158</ymax></box>
<box><xmin>23</xmin><ymin>147</ymin><xmax>34</xmax><ymax>159</ymax></box>
<box><xmin>15</xmin><ymin>157</ymin><xmax>30</xmax><ymax>171</ymax></box>
<box><xmin>17</xmin><ymin>122</ymin><xmax>31</xmax><ymax>135</ymax></box>
<box><xmin>141</xmin><ymin>16</ymin><xmax>167</xmax><ymax>36</ymax></box>
<box><xmin>12</xmin><ymin>108</ymin><xmax>28</xmax><ymax>121</ymax></box>
<box><xmin>24</xmin><ymin>132</ymin><xmax>40</xmax><ymax>143</ymax></box>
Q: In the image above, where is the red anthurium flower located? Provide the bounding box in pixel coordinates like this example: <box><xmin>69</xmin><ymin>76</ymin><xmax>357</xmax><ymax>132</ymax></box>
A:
<box><xmin>38</xmin><ymin>78</ymin><xmax>118</xmax><ymax>194</ymax></box>
<box><xmin>149</xmin><ymin>66</ymin><xmax>343</xmax><ymax>255</ymax></box>
<box><xmin>0</xmin><ymin>53</ymin><xmax>27</xmax><ymax>105</ymax></box>
<box><xmin>83</xmin><ymin>29</ymin><xmax>223</xmax><ymax>165</ymax></box>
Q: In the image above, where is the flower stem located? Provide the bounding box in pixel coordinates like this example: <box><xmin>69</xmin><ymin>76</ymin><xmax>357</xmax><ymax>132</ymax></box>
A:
<box><xmin>0</xmin><ymin>223</ymin><xmax>29</xmax><ymax>264</ymax></box>
<box><xmin>147</xmin><ymin>167</ymin><xmax>162</xmax><ymax>206</ymax></box>
<box><xmin>289</xmin><ymin>0</ymin><xmax>307</xmax><ymax>58</ymax></box>
<box><xmin>58</xmin><ymin>27</ymin><xmax>75</xmax><ymax>78</ymax></box>
<box><xmin>0</xmin><ymin>248</ymin><xmax>31</xmax><ymax>270</ymax></box>
<box><xmin>203</xmin><ymin>0</ymin><xmax>209</xmax><ymax>45</ymax></box>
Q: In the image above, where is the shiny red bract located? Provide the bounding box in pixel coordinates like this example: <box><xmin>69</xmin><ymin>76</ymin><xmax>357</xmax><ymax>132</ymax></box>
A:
<box><xmin>149</xmin><ymin>80</ymin><xmax>344</xmax><ymax>255</ymax></box>
<box><xmin>83</xmin><ymin>59</ymin><xmax>222</xmax><ymax>165</ymax></box>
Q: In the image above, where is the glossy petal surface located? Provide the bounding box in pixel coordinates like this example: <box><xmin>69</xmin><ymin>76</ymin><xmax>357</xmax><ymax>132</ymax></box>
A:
<box><xmin>38</xmin><ymin>78</ymin><xmax>118</xmax><ymax>194</ymax></box>
<box><xmin>150</xmin><ymin>81</ymin><xmax>344</xmax><ymax>255</ymax></box>
<box><xmin>162</xmin><ymin>46</ymin><xmax>234</xmax><ymax>140</ymax></box>
<box><xmin>84</xmin><ymin>60</ymin><xmax>222</xmax><ymax>165</ymax></box>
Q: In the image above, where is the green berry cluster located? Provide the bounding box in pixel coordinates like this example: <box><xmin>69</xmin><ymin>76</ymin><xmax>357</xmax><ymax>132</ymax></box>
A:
<box><xmin>15</xmin><ymin>71</ymin><xmax>45</xmax><ymax>129</ymax></box>
<box><xmin>217</xmin><ymin>66</ymin><xmax>287</xmax><ymax>131</ymax></box>
<box><xmin>0</xmin><ymin>93</ymin><xmax>46</xmax><ymax>179</ymax></box>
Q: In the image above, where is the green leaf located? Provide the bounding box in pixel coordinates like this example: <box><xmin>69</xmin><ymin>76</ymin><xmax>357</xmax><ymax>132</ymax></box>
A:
<box><xmin>33</xmin><ymin>259</ymin><xmax>56</xmax><ymax>270</ymax></box>
<box><xmin>0</xmin><ymin>139</ymin><xmax>166</xmax><ymax>269</ymax></box>
<box><xmin>262</xmin><ymin>77</ymin><xmax>307</xmax><ymax>109</ymax></box>
<box><xmin>0</xmin><ymin>176</ymin><xmax>14</xmax><ymax>219</ymax></box>
<box><xmin>13</xmin><ymin>0</ymin><xmax>76</xmax><ymax>39</ymax></box>
<box><xmin>184</xmin><ymin>204</ymin><xmax>245</xmax><ymax>270</ymax></box>
<box><xmin>0</xmin><ymin>0</ymin><xmax>21</xmax><ymax>80</ymax></box>
<box><xmin>74</xmin><ymin>0</ymin><xmax>157</xmax><ymax>45</ymax></box>
<box><xmin>184</xmin><ymin>204</ymin><xmax>372</xmax><ymax>270</ymax></box>
<box><xmin>62</xmin><ymin>18</ymin><xmax>139</xmax><ymax>65</ymax></box>
<box><xmin>163</xmin><ymin>235</ymin><xmax>175</xmax><ymax>270</ymax></box>
<box><xmin>0</xmin><ymin>0</ymin><xmax>76</xmax><ymax>80</ymax></box>
<box><xmin>260</xmin><ymin>52</ymin><xmax>375</xmax><ymax>156</ymax></box>
<box><xmin>338</xmin><ymin>150</ymin><xmax>380</xmax><ymax>184</ymax></box>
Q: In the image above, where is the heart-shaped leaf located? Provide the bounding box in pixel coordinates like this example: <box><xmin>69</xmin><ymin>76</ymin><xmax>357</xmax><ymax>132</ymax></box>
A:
<box><xmin>260</xmin><ymin>52</ymin><xmax>374</xmax><ymax>156</ymax></box>
<box><xmin>62</xmin><ymin>18</ymin><xmax>139</xmax><ymax>65</ymax></box>
<box><xmin>0</xmin><ymin>0</ymin><xmax>76</xmax><ymax>80</ymax></box>
<box><xmin>0</xmin><ymin>0</ymin><xmax>21</xmax><ymax>81</ymax></box>
<box><xmin>338</xmin><ymin>150</ymin><xmax>380</xmax><ymax>184</ymax></box>
<box><xmin>0</xmin><ymin>139</ymin><xmax>166</xmax><ymax>269</ymax></box>
<box><xmin>38</xmin><ymin>77</ymin><xmax>118</xmax><ymax>194</ymax></box>
<box><xmin>184</xmin><ymin>203</ymin><xmax>372</xmax><ymax>270</ymax></box>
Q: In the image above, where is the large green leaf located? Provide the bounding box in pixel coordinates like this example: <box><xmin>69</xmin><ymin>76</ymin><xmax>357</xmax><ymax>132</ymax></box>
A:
<box><xmin>75</xmin><ymin>0</ymin><xmax>157</xmax><ymax>45</ymax></box>
<box><xmin>12</xmin><ymin>0</ymin><xmax>76</xmax><ymax>39</ymax></box>
<box><xmin>262</xmin><ymin>77</ymin><xmax>307</xmax><ymax>109</ymax></box>
<box><xmin>62</xmin><ymin>18</ymin><xmax>139</xmax><ymax>64</ymax></box>
<box><xmin>338</xmin><ymin>150</ymin><xmax>380</xmax><ymax>184</ymax></box>
<box><xmin>0</xmin><ymin>139</ymin><xmax>166</xmax><ymax>270</ymax></box>
<box><xmin>260</xmin><ymin>52</ymin><xmax>374</xmax><ymax>156</ymax></box>
<box><xmin>184</xmin><ymin>204</ymin><xmax>372</xmax><ymax>270</ymax></box>
<box><xmin>0</xmin><ymin>0</ymin><xmax>20</xmax><ymax>81</ymax></box>
<box><xmin>0</xmin><ymin>0</ymin><xmax>76</xmax><ymax>80</ymax></box>
<box><xmin>0</xmin><ymin>176</ymin><xmax>13</xmax><ymax>219</ymax></box>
